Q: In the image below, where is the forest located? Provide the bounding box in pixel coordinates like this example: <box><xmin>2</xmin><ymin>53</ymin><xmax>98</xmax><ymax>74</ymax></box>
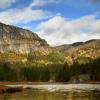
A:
<box><xmin>0</xmin><ymin>56</ymin><xmax>99</xmax><ymax>82</ymax></box>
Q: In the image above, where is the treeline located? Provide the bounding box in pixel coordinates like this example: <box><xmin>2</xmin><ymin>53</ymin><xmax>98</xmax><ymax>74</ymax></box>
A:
<box><xmin>0</xmin><ymin>58</ymin><xmax>100</xmax><ymax>82</ymax></box>
<box><xmin>70</xmin><ymin>58</ymin><xmax>100</xmax><ymax>81</ymax></box>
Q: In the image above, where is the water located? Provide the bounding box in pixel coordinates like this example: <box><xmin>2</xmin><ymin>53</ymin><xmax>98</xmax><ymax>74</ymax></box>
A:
<box><xmin>0</xmin><ymin>84</ymin><xmax>100</xmax><ymax>100</ymax></box>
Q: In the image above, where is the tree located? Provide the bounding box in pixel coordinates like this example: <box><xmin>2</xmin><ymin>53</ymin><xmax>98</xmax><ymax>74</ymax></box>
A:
<box><xmin>56</xmin><ymin>63</ymin><xmax>70</xmax><ymax>82</ymax></box>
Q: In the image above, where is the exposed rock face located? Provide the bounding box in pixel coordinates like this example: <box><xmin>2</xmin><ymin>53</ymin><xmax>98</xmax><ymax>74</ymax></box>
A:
<box><xmin>0</xmin><ymin>22</ymin><xmax>50</xmax><ymax>54</ymax></box>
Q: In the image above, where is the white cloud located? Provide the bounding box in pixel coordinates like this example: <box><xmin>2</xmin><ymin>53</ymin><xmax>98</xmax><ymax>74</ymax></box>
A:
<box><xmin>0</xmin><ymin>8</ymin><xmax>50</xmax><ymax>24</ymax></box>
<box><xmin>0</xmin><ymin>0</ymin><xmax>16</xmax><ymax>8</ymax></box>
<box><xmin>30</xmin><ymin>0</ymin><xmax>48</xmax><ymax>7</ymax></box>
<box><xmin>37</xmin><ymin>15</ymin><xmax>100</xmax><ymax>46</ymax></box>
<box><xmin>0</xmin><ymin>1</ymin><xmax>52</xmax><ymax>25</ymax></box>
<box><xmin>0</xmin><ymin>0</ymin><xmax>61</xmax><ymax>25</ymax></box>
<box><xmin>30</xmin><ymin>0</ymin><xmax>61</xmax><ymax>7</ymax></box>
<box><xmin>0</xmin><ymin>0</ymin><xmax>62</xmax><ymax>24</ymax></box>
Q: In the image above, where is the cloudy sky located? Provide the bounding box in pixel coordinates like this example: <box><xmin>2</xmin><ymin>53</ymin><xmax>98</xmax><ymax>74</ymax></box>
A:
<box><xmin>0</xmin><ymin>0</ymin><xmax>100</xmax><ymax>46</ymax></box>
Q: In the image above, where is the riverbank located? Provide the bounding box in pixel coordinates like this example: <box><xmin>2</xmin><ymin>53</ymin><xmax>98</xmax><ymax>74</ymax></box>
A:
<box><xmin>0</xmin><ymin>81</ymin><xmax>100</xmax><ymax>85</ymax></box>
<box><xmin>0</xmin><ymin>85</ymin><xmax>23</xmax><ymax>94</ymax></box>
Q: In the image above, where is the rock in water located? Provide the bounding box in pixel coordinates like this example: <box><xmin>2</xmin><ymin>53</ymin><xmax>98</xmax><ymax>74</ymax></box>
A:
<box><xmin>0</xmin><ymin>22</ymin><xmax>50</xmax><ymax>54</ymax></box>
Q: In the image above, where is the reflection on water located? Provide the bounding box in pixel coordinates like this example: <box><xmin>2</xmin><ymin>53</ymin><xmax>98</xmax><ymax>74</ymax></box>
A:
<box><xmin>0</xmin><ymin>89</ymin><xmax>100</xmax><ymax>100</ymax></box>
<box><xmin>0</xmin><ymin>84</ymin><xmax>100</xmax><ymax>100</ymax></box>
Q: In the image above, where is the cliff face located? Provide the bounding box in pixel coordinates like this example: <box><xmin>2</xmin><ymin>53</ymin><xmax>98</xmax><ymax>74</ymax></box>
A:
<box><xmin>0</xmin><ymin>22</ymin><xmax>50</xmax><ymax>54</ymax></box>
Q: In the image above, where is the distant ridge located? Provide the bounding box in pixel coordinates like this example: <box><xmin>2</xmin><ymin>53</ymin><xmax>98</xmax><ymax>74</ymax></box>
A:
<box><xmin>55</xmin><ymin>39</ymin><xmax>100</xmax><ymax>52</ymax></box>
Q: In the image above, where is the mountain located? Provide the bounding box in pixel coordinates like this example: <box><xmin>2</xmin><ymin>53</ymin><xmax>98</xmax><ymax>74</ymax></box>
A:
<box><xmin>0</xmin><ymin>22</ymin><xmax>51</xmax><ymax>54</ymax></box>
<box><xmin>0</xmin><ymin>22</ymin><xmax>99</xmax><ymax>64</ymax></box>
<box><xmin>63</xmin><ymin>39</ymin><xmax>100</xmax><ymax>64</ymax></box>
<box><xmin>55</xmin><ymin>42</ymin><xmax>84</xmax><ymax>52</ymax></box>
<box><xmin>55</xmin><ymin>39</ymin><xmax>100</xmax><ymax>52</ymax></box>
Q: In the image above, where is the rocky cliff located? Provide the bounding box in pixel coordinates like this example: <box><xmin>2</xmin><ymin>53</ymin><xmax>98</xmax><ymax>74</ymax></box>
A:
<box><xmin>0</xmin><ymin>22</ymin><xmax>50</xmax><ymax>54</ymax></box>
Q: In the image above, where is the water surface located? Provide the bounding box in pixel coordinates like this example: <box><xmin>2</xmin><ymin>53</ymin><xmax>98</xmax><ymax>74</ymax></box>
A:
<box><xmin>0</xmin><ymin>84</ymin><xmax>100</xmax><ymax>100</ymax></box>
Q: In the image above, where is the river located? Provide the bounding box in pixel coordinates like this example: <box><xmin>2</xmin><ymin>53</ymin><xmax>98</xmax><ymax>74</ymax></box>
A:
<box><xmin>0</xmin><ymin>84</ymin><xmax>100</xmax><ymax>100</ymax></box>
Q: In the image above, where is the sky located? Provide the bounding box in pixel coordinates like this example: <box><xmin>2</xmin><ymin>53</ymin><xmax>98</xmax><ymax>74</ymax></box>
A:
<box><xmin>0</xmin><ymin>0</ymin><xmax>100</xmax><ymax>46</ymax></box>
